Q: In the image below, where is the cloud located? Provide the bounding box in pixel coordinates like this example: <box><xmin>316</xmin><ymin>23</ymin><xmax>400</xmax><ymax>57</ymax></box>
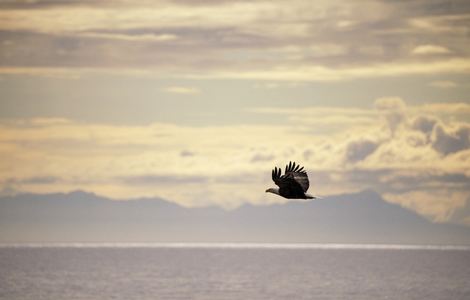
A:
<box><xmin>374</xmin><ymin>97</ymin><xmax>407</xmax><ymax>134</ymax></box>
<box><xmin>0</xmin><ymin>0</ymin><xmax>97</xmax><ymax>9</ymax></box>
<box><xmin>253</xmin><ymin>82</ymin><xmax>281</xmax><ymax>89</ymax></box>
<box><xmin>408</xmin><ymin>13</ymin><xmax>470</xmax><ymax>34</ymax></box>
<box><xmin>345</xmin><ymin>139</ymin><xmax>380</xmax><ymax>163</ymax></box>
<box><xmin>432</xmin><ymin>124</ymin><xmax>470</xmax><ymax>156</ymax></box>
<box><xmin>1</xmin><ymin>176</ymin><xmax>60</xmax><ymax>185</ymax></box>
<box><xmin>250</xmin><ymin>153</ymin><xmax>275</xmax><ymax>163</ymax></box>
<box><xmin>411</xmin><ymin>115</ymin><xmax>438</xmax><ymax>141</ymax></box>
<box><xmin>1</xmin><ymin>98</ymin><xmax>469</xmax><ymax>221</ymax></box>
<box><xmin>62</xmin><ymin>59</ymin><xmax>470</xmax><ymax>81</ymax></box>
<box><xmin>248</xmin><ymin>106</ymin><xmax>377</xmax><ymax>133</ymax></box>
<box><xmin>1</xmin><ymin>1</ymin><xmax>470</xmax><ymax>80</ymax></box>
<box><xmin>119</xmin><ymin>174</ymin><xmax>208</xmax><ymax>185</ymax></box>
<box><xmin>164</xmin><ymin>86</ymin><xmax>201</xmax><ymax>95</ymax></box>
<box><xmin>416</xmin><ymin>102</ymin><xmax>470</xmax><ymax>116</ymax></box>
<box><xmin>411</xmin><ymin>44</ymin><xmax>451</xmax><ymax>55</ymax></box>
<box><xmin>428</xmin><ymin>80</ymin><xmax>458</xmax><ymax>88</ymax></box>
<box><xmin>180</xmin><ymin>150</ymin><xmax>195</xmax><ymax>157</ymax></box>
<box><xmin>83</xmin><ymin>32</ymin><xmax>179</xmax><ymax>42</ymax></box>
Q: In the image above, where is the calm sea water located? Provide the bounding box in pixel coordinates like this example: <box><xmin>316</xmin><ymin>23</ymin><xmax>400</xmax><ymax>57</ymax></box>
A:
<box><xmin>1</xmin><ymin>244</ymin><xmax>469</xmax><ymax>300</ymax></box>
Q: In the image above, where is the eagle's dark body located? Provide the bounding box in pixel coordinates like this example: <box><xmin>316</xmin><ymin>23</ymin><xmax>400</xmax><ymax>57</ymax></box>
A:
<box><xmin>267</xmin><ymin>162</ymin><xmax>314</xmax><ymax>199</ymax></box>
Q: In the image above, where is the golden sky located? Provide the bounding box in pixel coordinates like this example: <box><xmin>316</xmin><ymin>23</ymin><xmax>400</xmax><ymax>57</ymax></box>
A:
<box><xmin>0</xmin><ymin>0</ymin><xmax>470</xmax><ymax>225</ymax></box>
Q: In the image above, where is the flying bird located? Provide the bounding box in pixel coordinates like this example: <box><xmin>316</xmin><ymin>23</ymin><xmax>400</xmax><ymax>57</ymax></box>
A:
<box><xmin>266</xmin><ymin>161</ymin><xmax>315</xmax><ymax>199</ymax></box>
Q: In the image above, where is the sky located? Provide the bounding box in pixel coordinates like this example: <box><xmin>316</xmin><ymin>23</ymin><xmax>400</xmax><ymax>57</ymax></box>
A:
<box><xmin>0</xmin><ymin>0</ymin><xmax>470</xmax><ymax>226</ymax></box>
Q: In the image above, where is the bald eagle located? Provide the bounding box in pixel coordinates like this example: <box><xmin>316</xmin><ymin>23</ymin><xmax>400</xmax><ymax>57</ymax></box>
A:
<box><xmin>266</xmin><ymin>161</ymin><xmax>315</xmax><ymax>199</ymax></box>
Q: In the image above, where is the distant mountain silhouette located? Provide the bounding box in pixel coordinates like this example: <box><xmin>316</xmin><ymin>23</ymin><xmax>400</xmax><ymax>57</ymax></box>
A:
<box><xmin>1</xmin><ymin>190</ymin><xmax>469</xmax><ymax>245</ymax></box>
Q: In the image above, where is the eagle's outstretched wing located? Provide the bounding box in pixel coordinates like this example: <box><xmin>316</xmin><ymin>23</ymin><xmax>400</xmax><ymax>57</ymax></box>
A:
<box><xmin>284</xmin><ymin>161</ymin><xmax>309</xmax><ymax>192</ymax></box>
<box><xmin>272</xmin><ymin>162</ymin><xmax>310</xmax><ymax>197</ymax></box>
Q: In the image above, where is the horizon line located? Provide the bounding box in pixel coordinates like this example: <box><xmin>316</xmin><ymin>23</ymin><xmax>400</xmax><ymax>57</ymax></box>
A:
<box><xmin>1</xmin><ymin>242</ymin><xmax>469</xmax><ymax>250</ymax></box>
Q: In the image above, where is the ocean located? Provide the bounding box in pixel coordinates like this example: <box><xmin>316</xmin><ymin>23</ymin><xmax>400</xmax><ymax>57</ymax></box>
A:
<box><xmin>1</xmin><ymin>243</ymin><xmax>469</xmax><ymax>300</ymax></box>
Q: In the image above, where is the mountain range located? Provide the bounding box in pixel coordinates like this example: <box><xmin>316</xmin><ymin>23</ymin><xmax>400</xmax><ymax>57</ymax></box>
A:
<box><xmin>1</xmin><ymin>190</ymin><xmax>469</xmax><ymax>245</ymax></box>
